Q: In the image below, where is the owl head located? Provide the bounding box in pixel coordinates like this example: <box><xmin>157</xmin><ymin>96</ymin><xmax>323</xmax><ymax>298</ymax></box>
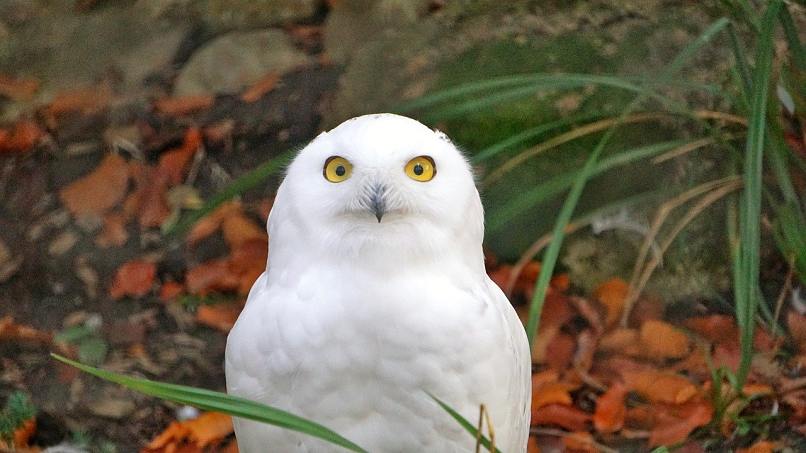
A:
<box><xmin>269</xmin><ymin>114</ymin><xmax>485</xmax><ymax>264</ymax></box>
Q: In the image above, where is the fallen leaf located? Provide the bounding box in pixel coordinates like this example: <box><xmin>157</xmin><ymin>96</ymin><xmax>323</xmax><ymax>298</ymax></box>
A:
<box><xmin>153</xmin><ymin>95</ymin><xmax>214</xmax><ymax>116</ymax></box>
<box><xmin>196</xmin><ymin>303</ymin><xmax>242</xmax><ymax>333</ymax></box>
<box><xmin>527</xmin><ymin>436</ymin><xmax>540</xmax><ymax>453</ymax></box>
<box><xmin>43</xmin><ymin>84</ymin><xmax>112</xmax><ymax>121</ymax></box>
<box><xmin>594</xmin><ymin>278</ymin><xmax>628</xmax><ymax>327</ymax></box>
<box><xmin>241</xmin><ymin>72</ymin><xmax>280</xmax><ymax>103</ymax></box>
<box><xmin>787</xmin><ymin>311</ymin><xmax>806</xmax><ymax>351</ymax></box>
<box><xmin>532</xmin><ymin>381</ymin><xmax>577</xmax><ymax>410</ymax></box>
<box><xmin>222</xmin><ymin>213</ymin><xmax>267</xmax><ymax>250</ymax></box>
<box><xmin>0</xmin><ymin>74</ymin><xmax>39</xmax><ymax>100</ymax></box>
<box><xmin>639</xmin><ymin>319</ymin><xmax>690</xmax><ymax>360</ymax></box>
<box><xmin>593</xmin><ymin>382</ymin><xmax>628</xmax><ymax>433</ymax></box>
<box><xmin>109</xmin><ymin>260</ymin><xmax>156</xmax><ymax>300</ymax></box>
<box><xmin>0</xmin><ymin>119</ymin><xmax>44</xmax><ymax>154</ymax></box>
<box><xmin>648</xmin><ymin>401</ymin><xmax>713</xmax><ymax>448</ymax></box>
<box><xmin>159</xmin><ymin>281</ymin><xmax>184</xmax><ymax>302</ymax></box>
<box><xmin>598</xmin><ymin>328</ymin><xmax>641</xmax><ymax>356</ymax></box>
<box><xmin>60</xmin><ymin>153</ymin><xmax>129</xmax><ymax>217</ymax></box>
<box><xmin>531</xmin><ymin>403</ymin><xmax>591</xmax><ymax>431</ymax></box>
<box><xmin>621</xmin><ymin>369</ymin><xmax>698</xmax><ymax>404</ymax></box>
<box><xmin>127</xmin><ymin>162</ymin><xmax>171</xmax><ymax>228</ymax></box>
<box><xmin>185</xmin><ymin>259</ymin><xmax>240</xmax><ymax>295</ymax></box>
<box><xmin>186</xmin><ymin>202</ymin><xmax>243</xmax><ymax>246</ymax></box>
<box><xmin>684</xmin><ymin>314</ymin><xmax>739</xmax><ymax>345</ymax></box>
<box><xmin>229</xmin><ymin>238</ymin><xmax>268</xmax><ymax>294</ymax></box>
<box><xmin>737</xmin><ymin>440</ymin><xmax>776</xmax><ymax>453</ymax></box>
<box><xmin>544</xmin><ymin>331</ymin><xmax>576</xmax><ymax>371</ymax></box>
<box><xmin>145</xmin><ymin>412</ymin><xmax>234</xmax><ymax>452</ymax></box>
<box><xmin>0</xmin><ymin>316</ymin><xmax>53</xmax><ymax>345</ymax></box>
<box><xmin>96</xmin><ymin>212</ymin><xmax>129</xmax><ymax>248</ymax></box>
<box><xmin>157</xmin><ymin>128</ymin><xmax>203</xmax><ymax>186</ymax></box>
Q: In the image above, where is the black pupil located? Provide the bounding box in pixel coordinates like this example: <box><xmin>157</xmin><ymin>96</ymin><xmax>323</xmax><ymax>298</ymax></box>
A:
<box><xmin>413</xmin><ymin>163</ymin><xmax>424</xmax><ymax>176</ymax></box>
<box><xmin>335</xmin><ymin>165</ymin><xmax>346</xmax><ymax>177</ymax></box>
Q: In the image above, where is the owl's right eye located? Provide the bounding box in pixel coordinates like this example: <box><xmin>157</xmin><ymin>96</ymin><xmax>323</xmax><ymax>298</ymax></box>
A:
<box><xmin>323</xmin><ymin>156</ymin><xmax>353</xmax><ymax>183</ymax></box>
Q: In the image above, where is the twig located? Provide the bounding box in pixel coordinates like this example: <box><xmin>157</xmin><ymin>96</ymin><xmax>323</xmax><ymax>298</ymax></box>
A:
<box><xmin>772</xmin><ymin>254</ymin><xmax>796</xmax><ymax>338</ymax></box>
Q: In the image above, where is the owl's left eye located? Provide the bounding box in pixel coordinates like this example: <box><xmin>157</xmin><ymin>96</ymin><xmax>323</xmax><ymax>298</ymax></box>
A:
<box><xmin>324</xmin><ymin>156</ymin><xmax>353</xmax><ymax>183</ymax></box>
<box><xmin>404</xmin><ymin>156</ymin><xmax>436</xmax><ymax>182</ymax></box>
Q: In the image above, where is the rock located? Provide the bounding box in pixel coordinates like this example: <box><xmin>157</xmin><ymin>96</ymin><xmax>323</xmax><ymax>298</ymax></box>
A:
<box><xmin>174</xmin><ymin>29</ymin><xmax>312</xmax><ymax>96</ymax></box>
<box><xmin>136</xmin><ymin>0</ymin><xmax>318</xmax><ymax>30</ymax></box>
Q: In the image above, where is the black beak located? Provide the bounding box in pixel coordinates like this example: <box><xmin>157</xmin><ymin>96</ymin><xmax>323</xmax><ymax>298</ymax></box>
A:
<box><xmin>370</xmin><ymin>184</ymin><xmax>386</xmax><ymax>223</ymax></box>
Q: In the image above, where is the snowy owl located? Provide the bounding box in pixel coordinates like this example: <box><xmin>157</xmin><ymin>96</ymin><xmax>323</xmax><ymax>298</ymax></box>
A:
<box><xmin>225</xmin><ymin>113</ymin><xmax>531</xmax><ymax>452</ymax></box>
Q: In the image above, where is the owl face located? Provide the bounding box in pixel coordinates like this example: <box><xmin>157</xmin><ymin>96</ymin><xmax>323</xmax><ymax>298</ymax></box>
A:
<box><xmin>277</xmin><ymin>114</ymin><xmax>483</xmax><ymax>252</ymax></box>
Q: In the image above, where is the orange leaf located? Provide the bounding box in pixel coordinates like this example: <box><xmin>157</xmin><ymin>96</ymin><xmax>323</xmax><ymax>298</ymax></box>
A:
<box><xmin>109</xmin><ymin>260</ymin><xmax>156</xmax><ymax>300</ymax></box>
<box><xmin>639</xmin><ymin>319</ymin><xmax>690</xmax><ymax>360</ymax></box>
<box><xmin>684</xmin><ymin>315</ymin><xmax>738</xmax><ymax>345</ymax></box>
<box><xmin>14</xmin><ymin>418</ymin><xmax>36</xmax><ymax>447</ymax></box>
<box><xmin>0</xmin><ymin>74</ymin><xmax>39</xmax><ymax>100</ymax></box>
<box><xmin>532</xmin><ymin>381</ymin><xmax>576</xmax><ymax>411</ymax></box>
<box><xmin>186</xmin><ymin>202</ymin><xmax>243</xmax><ymax>246</ymax></box>
<box><xmin>621</xmin><ymin>370</ymin><xmax>698</xmax><ymax>404</ymax></box>
<box><xmin>145</xmin><ymin>412</ymin><xmax>233</xmax><ymax>452</ymax></box>
<box><xmin>185</xmin><ymin>259</ymin><xmax>239</xmax><ymax>295</ymax></box>
<box><xmin>44</xmin><ymin>85</ymin><xmax>112</xmax><ymax>119</ymax></box>
<box><xmin>544</xmin><ymin>331</ymin><xmax>575</xmax><ymax>371</ymax></box>
<box><xmin>60</xmin><ymin>153</ymin><xmax>129</xmax><ymax>217</ymax></box>
<box><xmin>526</xmin><ymin>436</ymin><xmax>540</xmax><ymax>453</ymax></box>
<box><xmin>0</xmin><ymin>315</ymin><xmax>53</xmax><ymax>345</ymax></box>
<box><xmin>222</xmin><ymin>213</ymin><xmax>267</xmax><ymax>250</ymax></box>
<box><xmin>96</xmin><ymin>212</ymin><xmax>129</xmax><ymax>248</ymax></box>
<box><xmin>153</xmin><ymin>95</ymin><xmax>214</xmax><ymax>116</ymax></box>
<box><xmin>241</xmin><ymin>72</ymin><xmax>280</xmax><ymax>103</ymax></box>
<box><xmin>598</xmin><ymin>328</ymin><xmax>641</xmax><ymax>356</ymax></box>
<box><xmin>159</xmin><ymin>281</ymin><xmax>184</xmax><ymax>302</ymax></box>
<box><xmin>648</xmin><ymin>401</ymin><xmax>713</xmax><ymax>447</ymax></box>
<box><xmin>594</xmin><ymin>278</ymin><xmax>628</xmax><ymax>326</ymax></box>
<box><xmin>531</xmin><ymin>403</ymin><xmax>591</xmax><ymax>431</ymax></box>
<box><xmin>593</xmin><ymin>382</ymin><xmax>627</xmax><ymax>433</ymax></box>
<box><xmin>127</xmin><ymin>163</ymin><xmax>171</xmax><ymax>228</ymax></box>
<box><xmin>157</xmin><ymin>128</ymin><xmax>203</xmax><ymax>186</ymax></box>
<box><xmin>737</xmin><ymin>441</ymin><xmax>776</xmax><ymax>453</ymax></box>
<box><xmin>196</xmin><ymin>303</ymin><xmax>242</xmax><ymax>333</ymax></box>
<box><xmin>0</xmin><ymin>120</ymin><xmax>44</xmax><ymax>154</ymax></box>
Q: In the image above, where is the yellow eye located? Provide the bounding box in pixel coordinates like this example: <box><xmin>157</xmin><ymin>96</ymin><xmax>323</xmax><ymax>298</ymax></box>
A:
<box><xmin>404</xmin><ymin>156</ymin><xmax>436</xmax><ymax>182</ymax></box>
<box><xmin>323</xmin><ymin>156</ymin><xmax>352</xmax><ymax>183</ymax></box>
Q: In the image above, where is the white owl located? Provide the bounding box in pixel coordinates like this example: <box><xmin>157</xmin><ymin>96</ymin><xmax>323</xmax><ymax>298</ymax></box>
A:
<box><xmin>225</xmin><ymin>113</ymin><xmax>531</xmax><ymax>452</ymax></box>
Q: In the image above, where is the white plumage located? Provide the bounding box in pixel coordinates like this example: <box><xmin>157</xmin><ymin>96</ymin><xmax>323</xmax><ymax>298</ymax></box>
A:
<box><xmin>225</xmin><ymin>114</ymin><xmax>531</xmax><ymax>452</ymax></box>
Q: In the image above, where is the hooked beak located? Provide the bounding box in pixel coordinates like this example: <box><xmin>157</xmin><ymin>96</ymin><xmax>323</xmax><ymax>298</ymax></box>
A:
<box><xmin>369</xmin><ymin>183</ymin><xmax>386</xmax><ymax>223</ymax></box>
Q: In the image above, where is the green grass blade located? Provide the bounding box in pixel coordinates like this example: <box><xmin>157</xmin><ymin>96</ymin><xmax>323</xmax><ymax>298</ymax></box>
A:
<box><xmin>734</xmin><ymin>0</ymin><xmax>783</xmax><ymax>389</ymax></box>
<box><xmin>427</xmin><ymin>393</ymin><xmax>503</xmax><ymax>453</ymax></box>
<box><xmin>779</xmin><ymin>5</ymin><xmax>806</xmax><ymax>70</ymax></box>
<box><xmin>727</xmin><ymin>22</ymin><xmax>753</xmax><ymax>100</ymax></box>
<box><xmin>471</xmin><ymin>113</ymin><xmax>602</xmax><ymax>163</ymax></box>
<box><xmin>51</xmin><ymin>354</ymin><xmax>368</xmax><ymax>453</ymax></box>
<box><xmin>165</xmin><ymin>149</ymin><xmax>295</xmax><ymax>237</ymax></box>
<box><xmin>486</xmin><ymin>139</ymin><xmax>691</xmax><ymax>232</ymax></box>
<box><xmin>524</xmin><ymin>17</ymin><xmax>731</xmax><ymax>348</ymax></box>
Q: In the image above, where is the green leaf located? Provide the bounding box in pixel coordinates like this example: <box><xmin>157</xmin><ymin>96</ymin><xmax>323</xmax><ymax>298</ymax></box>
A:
<box><xmin>733</xmin><ymin>0</ymin><xmax>783</xmax><ymax>389</ymax></box>
<box><xmin>427</xmin><ymin>393</ymin><xmax>503</xmax><ymax>453</ymax></box>
<box><xmin>524</xmin><ymin>17</ymin><xmax>731</xmax><ymax>347</ymax></box>
<box><xmin>51</xmin><ymin>354</ymin><xmax>368</xmax><ymax>453</ymax></box>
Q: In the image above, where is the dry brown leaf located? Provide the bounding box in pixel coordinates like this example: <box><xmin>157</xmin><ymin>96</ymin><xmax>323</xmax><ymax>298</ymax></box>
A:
<box><xmin>598</xmin><ymin>328</ymin><xmax>641</xmax><ymax>356</ymax></box>
<box><xmin>96</xmin><ymin>212</ymin><xmax>129</xmax><ymax>248</ymax></box>
<box><xmin>186</xmin><ymin>202</ymin><xmax>243</xmax><ymax>246</ymax></box>
<box><xmin>0</xmin><ymin>119</ymin><xmax>44</xmax><ymax>154</ymax></box>
<box><xmin>593</xmin><ymin>382</ymin><xmax>627</xmax><ymax>434</ymax></box>
<box><xmin>594</xmin><ymin>278</ymin><xmax>628</xmax><ymax>327</ymax></box>
<box><xmin>196</xmin><ymin>303</ymin><xmax>242</xmax><ymax>333</ymax></box>
<box><xmin>222</xmin><ymin>213</ymin><xmax>267</xmax><ymax>250</ymax></box>
<box><xmin>532</xmin><ymin>381</ymin><xmax>577</xmax><ymax>410</ymax></box>
<box><xmin>526</xmin><ymin>436</ymin><xmax>540</xmax><ymax>453</ymax></box>
<box><xmin>0</xmin><ymin>74</ymin><xmax>39</xmax><ymax>100</ymax></box>
<box><xmin>43</xmin><ymin>84</ymin><xmax>112</xmax><ymax>120</ymax></box>
<box><xmin>561</xmin><ymin>431</ymin><xmax>599</xmax><ymax>453</ymax></box>
<box><xmin>241</xmin><ymin>72</ymin><xmax>280</xmax><ymax>103</ymax></box>
<box><xmin>639</xmin><ymin>319</ymin><xmax>690</xmax><ymax>360</ymax></box>
<box><xmin>648</xmin><ymin>401</ymin><xmax>713</xmax><ymax>448</ymax></box>
<box><xmin>157</xmin><ymin>128</ymin><xmax>203</xmax><ymax>186</ymax></box>
<box><xmin>737</xmin><ymin>441</ymin><xmax>777</xmax><ymax>453</ymax></box>
<box><xmin>0</xmin><ymin>315</ymin><xmax>53</xmax><ymax>345</ymax></box>
<box><xmin>153</xmin><ymin>95</ymin><xmax>214</xmax><ymax>116</ymax></box>
<box><xmin>60</xmin><ymin>153</ymin><xmax>129</xmax><ymax>217</ymax></box>
<box><xmin>159</xmin><ymin>281</ymin><xmax>184</xmax><ymax>303</ymax></box>
<box><xmin>185</xmin><ymin>259</ymin><xmax>240</xmax><ymax>295</ymax></box>
<box><xmin>621</xmin><ymin>369</ymin><xmax>698</xmax><ymax>404</ymax></box>
<box><xmin>531</xmin><ymin>403</ymin><xmax>591</xmax><ymax>431</ymax></box>
<box><xmin>109</xmin><ymin>260</ymin><xmax>156</xmax><ymax>300</ymax></box>
<box><xmin>787</xmin><ymin>311</ymin><xmax>806</xmax><ymax>352</ymax></box>
<box><xmin>684</xmin><ymin>314</ymin><xmax>739</xmax><ymax>345</ymax></box>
